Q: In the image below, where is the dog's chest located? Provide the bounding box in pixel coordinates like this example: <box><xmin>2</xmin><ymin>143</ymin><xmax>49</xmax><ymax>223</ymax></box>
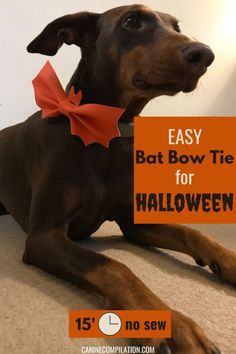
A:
<box><xmin>67</xmin><ymin>138</ymin><xmax>134</xmax><ymax>237</ymax></box>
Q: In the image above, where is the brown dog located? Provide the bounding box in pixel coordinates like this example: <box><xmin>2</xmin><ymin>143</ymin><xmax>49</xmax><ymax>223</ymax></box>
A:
<box><xmin>1</xmin><ymin>4</ymin><xmax>234</xmax><ymax>353</ymax></box>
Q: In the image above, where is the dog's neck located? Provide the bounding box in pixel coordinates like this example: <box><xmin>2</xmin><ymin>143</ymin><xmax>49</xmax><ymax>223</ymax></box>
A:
<box><xmin>66</xmin><ymin>58</ymin><xmax>149</xmax><ymax>125</ymax></box>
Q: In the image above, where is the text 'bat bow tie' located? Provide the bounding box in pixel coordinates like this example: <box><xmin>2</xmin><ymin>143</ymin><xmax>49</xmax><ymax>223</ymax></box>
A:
<box><xmin>32</xmin><ymin>61</ymin><xmax>125</xmax><ymax>147</ymax></box>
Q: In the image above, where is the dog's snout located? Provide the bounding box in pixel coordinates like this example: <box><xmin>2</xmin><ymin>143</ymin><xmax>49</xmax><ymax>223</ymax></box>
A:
<box><xmin>182</xmin><ymin>43</ymin><xmax>215</xmax><ymax>67</ymax></box>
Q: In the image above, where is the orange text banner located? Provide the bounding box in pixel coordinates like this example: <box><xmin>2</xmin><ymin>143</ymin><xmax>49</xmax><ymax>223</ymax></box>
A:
<box><xmin>69</xmin><ymin>310</ymin><xmax>171</xmax><ymax>338</ymax></box>
<box><xmin>134</xmin><ymin>117</ymin><xmax>236</xmax><ymax>223</ymax></box>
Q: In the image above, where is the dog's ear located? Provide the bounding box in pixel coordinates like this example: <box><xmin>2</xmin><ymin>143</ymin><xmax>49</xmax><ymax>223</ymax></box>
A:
<box><xmin>27</xmin><ymin>12</ymin><xmax>100</xmax><ymax>56</ymax></box>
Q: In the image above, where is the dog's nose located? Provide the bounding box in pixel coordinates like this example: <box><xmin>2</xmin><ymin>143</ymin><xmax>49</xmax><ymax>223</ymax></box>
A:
<box><xmin>182</xmin><ymin>43</ymin><xmax>215</xmax><ymax>67</ymax></box>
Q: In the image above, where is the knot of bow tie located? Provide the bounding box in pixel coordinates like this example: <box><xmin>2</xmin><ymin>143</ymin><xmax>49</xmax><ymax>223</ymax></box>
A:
<box><xmin>32</xmin><ymin>61</ymin><xmax>125</xmax><ymax>147</ymax></box>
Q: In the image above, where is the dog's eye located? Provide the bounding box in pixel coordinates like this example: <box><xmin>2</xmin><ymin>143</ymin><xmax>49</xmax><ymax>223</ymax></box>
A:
<box><xmin>123</xmin><ymin>16</ymin><xmax>141</xmax><ymax>29</ymax></box>
<box><xmin>175</xmin><ymin>22</ymin><xmax>181</xmax><ymax>33</ymax></box>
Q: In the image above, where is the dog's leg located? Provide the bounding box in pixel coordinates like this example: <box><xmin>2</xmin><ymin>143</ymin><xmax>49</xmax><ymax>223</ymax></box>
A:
<box><xmin>117</xmin><ymin>220</ymin><xmax>236</xmax><ymax>285</ymax></box>
<box><xmin>23</xmin><ymin>226</ymin><xmax>219</xmax><ymax>354</ymax></box>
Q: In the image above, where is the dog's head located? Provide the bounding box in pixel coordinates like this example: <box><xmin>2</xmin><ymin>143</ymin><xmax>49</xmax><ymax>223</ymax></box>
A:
<box><xmin>27</xmin><ymin>4</ymin><xmax>214</xmax><ymax>106</ymax></box>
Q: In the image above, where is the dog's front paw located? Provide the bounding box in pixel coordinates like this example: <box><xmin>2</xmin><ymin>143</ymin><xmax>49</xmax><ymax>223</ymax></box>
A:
<box><xmin>212</xmin><ymin>248</ymin><xmax>236</xmax><ymax>285</ymax></box>
<box><xmin>196</xmin><ymin>247</ymin><xmax>236</xmax><ymax>285</ymax></box>
<box><xmin>169</xmin><ymin>310</ymin><xmax>220</xmax><ymax>354</ymax></box>
<box><xmin>139</xmin><ymin>311</ymin><xmax>220</xmax><ymax>354</ymax></box>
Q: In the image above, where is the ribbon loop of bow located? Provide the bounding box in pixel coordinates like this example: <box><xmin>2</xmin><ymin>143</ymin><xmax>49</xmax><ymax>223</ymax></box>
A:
<box><xmin>32</xmin><ymin>61</ymin><xmax>125</xmax><ymax>147</ymax></box>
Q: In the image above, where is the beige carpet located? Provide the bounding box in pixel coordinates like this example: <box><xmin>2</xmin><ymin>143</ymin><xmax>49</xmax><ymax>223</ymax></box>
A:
<box><xmin>0</xmin><ymin>215</ymin><xmax>236</xmax><ymax>354</ymax></box>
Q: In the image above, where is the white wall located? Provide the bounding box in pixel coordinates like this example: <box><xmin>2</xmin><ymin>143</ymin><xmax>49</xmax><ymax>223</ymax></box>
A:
<box><xmin>0</xmin><ymin>0</ymin><xmax>236</xmax><ymax>129</ymax></box>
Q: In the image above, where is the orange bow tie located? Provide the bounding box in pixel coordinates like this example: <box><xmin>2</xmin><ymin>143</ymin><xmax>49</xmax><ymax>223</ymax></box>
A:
<box><xmin>32</xmin><ymin>61</ymin><xmax>125</xmax><ymax>147</ymax></box>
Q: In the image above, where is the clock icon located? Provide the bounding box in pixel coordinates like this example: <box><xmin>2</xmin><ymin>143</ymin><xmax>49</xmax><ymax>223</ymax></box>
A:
<box><xmin>98</xmin><ymin>312</ymin><xmax>122</xmax><ymax>336</ymax></box>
